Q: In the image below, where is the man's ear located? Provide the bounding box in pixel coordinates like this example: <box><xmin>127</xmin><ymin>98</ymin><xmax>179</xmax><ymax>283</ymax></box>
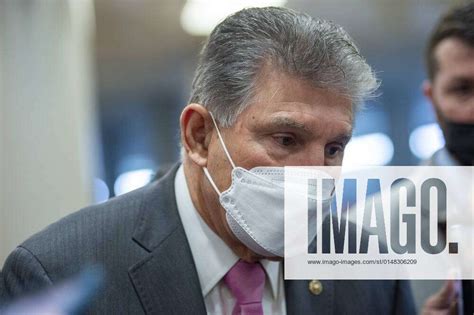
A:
<box><xmin>422</xmin><ymin>80</ymin><xmax>434</xmax><ymax>103</ymax></box>
<box><xmin>180</xmin><ymin>104</ymin><xmax>213</xmax><ymax>166</ymax></box>
<box><xmin>422</xmin><ymin>80</ymin><xmax>441</xmax><ymax>121</ymax></box>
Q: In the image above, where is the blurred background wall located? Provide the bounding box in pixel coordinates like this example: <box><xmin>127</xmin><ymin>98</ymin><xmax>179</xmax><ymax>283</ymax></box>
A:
<box><xmin>0</xmin><ymin>0</ymin><xmax>463</xmax><ymax>265</ymax></box>
<box><xmin>0</xmin><ymin>0</ymin><xmax>96</xmax><ymax>264</ymax></box>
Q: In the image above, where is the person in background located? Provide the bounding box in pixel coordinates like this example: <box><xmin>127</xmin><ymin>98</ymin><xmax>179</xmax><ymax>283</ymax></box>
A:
<box><xmin>1</xmin><ymin>7</ymin><xmax>415</xmax><ymax>314</ymax></box>
<box><xmin>418</xmin><ymin>3</ymin><xmax>474</xmax><ymax>314</ymax></box>
<box><xmin>422</xmin><ymin>3</ymin><xmax>474</xmax><ymax>168</ymax></box>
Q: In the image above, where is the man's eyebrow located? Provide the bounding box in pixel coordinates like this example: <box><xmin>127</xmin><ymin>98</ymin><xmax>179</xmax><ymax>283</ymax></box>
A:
<box><xmin>333</xmin><ymin>134</ymin><xmax>352</xmax><ymax>145</ymax></box>
<box><xmin>269</xmin><ymin>116</ymin><xmax>312</xmax><ymax>133</ymax></box>
<box><xmin>268</xmin><ymin>116</ymin><xmax>353</xmax><ymax>141</ymax></box>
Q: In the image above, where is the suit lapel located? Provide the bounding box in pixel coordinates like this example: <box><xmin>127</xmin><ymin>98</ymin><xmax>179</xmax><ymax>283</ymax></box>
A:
<box><xmin>128</xmin><ymin>164</ymin><xmax>207</xmax><ymax>315</ymax></box>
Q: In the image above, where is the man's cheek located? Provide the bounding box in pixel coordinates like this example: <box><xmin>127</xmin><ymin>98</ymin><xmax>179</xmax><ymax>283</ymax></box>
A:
<box><xmin>437</xmin><ymin>99</ymin><xmax>465</xmax><ymax>121</ymax></box>
<box><xmin>446</xmin><ymin>104</ymin><xmax>474</xmax><ymax>122</ymax></box>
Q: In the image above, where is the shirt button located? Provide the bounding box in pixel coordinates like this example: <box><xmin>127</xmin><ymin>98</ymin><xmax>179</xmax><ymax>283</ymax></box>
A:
<box><xmin>308</xmin><ymin>280</ymin><xmax>323</xmax><ymax>295</ymax></box>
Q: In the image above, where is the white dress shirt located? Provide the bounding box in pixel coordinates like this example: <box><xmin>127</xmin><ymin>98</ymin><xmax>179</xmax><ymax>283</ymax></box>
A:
<box><xmin>174</xmin><ymin>165</ymin><xmax>287</xmax><ymax>315</ymax></box>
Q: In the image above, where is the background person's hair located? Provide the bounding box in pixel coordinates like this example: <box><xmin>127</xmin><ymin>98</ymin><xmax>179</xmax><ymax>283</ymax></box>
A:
<box><xmin>188</xmin><ymin>6</ymin><xmax>379</xmax><ymax>127</ymax></box>
<box><xmin>426</xmin><ymin>2</ymin><xmax>474</xmax><ymax>80</ymax></box>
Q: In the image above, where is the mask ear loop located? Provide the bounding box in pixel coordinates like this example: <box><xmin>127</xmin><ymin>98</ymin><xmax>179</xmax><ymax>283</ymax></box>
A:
<box><xmin>202</xmin><ymin>112</ymin><xmax>236</xmax><ymax>196</ymax></box>
<box><xmin>203</xmin><ymin>167</ymin><xmax>221</xmax><ymax>195</ymax></box>
<box><xmin>208</xmin><ymin>112</ymin><xmax>236</xmax><ymax>169</ymax></box>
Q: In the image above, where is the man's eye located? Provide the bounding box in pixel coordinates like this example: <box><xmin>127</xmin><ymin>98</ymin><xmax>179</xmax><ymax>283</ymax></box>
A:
<box><xmin>273</xmin><ymin>134</ymin><xmax>296</xmax><ymax>147</ymax></box>
<box><xmin>451</xmin><ymin>84</ymin><xmax>473</xmax><ymax>95</ymax></box>
<box><xmin>325</xmin><ymin>144</ymin><xmax>344</xmax><ymax>158</ymax></box>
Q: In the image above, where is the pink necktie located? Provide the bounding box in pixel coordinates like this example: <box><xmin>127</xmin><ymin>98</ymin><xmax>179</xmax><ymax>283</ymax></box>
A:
<box><xmin>224</xmin><ymin>260</ymin><xmax>266</xmax><ymax>315</ymax></box>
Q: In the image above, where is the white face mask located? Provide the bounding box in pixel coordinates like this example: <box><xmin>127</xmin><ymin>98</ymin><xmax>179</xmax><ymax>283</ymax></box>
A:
<box><xmin>203</xmin><ymin>113</ymin><xmax>334</xmax><ymax>257</ymax></box>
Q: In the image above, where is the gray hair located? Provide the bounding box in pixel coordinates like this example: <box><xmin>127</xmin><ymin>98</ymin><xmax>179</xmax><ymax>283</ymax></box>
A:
<box><xmin>189</xmin><ymin>6</ymin><xmax>379</xmax><ymax>127</ymax></box>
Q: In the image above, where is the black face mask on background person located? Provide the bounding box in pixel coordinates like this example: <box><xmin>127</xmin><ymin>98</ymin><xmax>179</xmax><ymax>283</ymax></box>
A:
<box><xmin>442</xmin><ymin>120</ymin><xmax>474</xmax><ymax>166</ymax></box>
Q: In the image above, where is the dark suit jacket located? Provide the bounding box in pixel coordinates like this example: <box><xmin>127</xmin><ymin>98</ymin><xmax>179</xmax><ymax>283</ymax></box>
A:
<box><xmin>0</xmin><ymin>271</ymin><xmax>6</xmax><ymax>308</ymax></box>
<box><xmin>1</xmin><ymin>164</ymin><xmax>415</xmax><ymax>314</ymax></box>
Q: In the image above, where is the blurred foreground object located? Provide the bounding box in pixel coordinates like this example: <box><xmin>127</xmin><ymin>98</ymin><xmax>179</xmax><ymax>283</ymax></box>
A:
<box><xmin>0</xmin><ymin>267</ymin><xmax>103</xmax><ymax>315</ymax></box>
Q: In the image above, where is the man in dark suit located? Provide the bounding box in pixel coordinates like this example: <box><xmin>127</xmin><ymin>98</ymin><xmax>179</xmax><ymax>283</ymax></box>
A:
<box><xmin>1</xmin><ymin>7</ymin><xmax>415</xmax><ymax>314</ymax></box>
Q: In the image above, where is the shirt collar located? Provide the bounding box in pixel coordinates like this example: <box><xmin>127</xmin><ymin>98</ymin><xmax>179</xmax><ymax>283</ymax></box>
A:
<box><xmin>174</xmin><ymin>165</ymin><xmax>281</xmax><ymax>299</ymax></box>
<box><xmin>260</xmin><ymin>259</ymin><xmax>282</xmax><ymax>299</ymax></box>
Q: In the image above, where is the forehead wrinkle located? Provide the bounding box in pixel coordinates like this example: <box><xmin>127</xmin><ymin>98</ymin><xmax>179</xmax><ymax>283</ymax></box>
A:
<box><xmin>268</xmin><ymin>86</ymin><xmax>281</xmax><ymax>101</ymax></box>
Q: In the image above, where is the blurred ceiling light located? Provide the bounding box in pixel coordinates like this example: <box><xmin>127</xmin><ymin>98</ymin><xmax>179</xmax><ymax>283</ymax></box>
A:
<box><xmin>93</xmin><ymin>178</ymin><xmax>110</xmax><ymax>204</ymax></box>
<box><xmin>409</xmin><ymin>123</ymin><xmax>445</xmax><ymax>160</ymax></box>
<box><xmin>114</xmin><ymin>169</ymin><xmax>154</xmax><ymax>196</ymax></box>
<box><xmin>343</xmin><ymin>133</ymin><xmax>394</xmax><ymax>167</ymax></box>
<box><xmin>181</xmin><ymin>0</ymin><xmax>287</xmax><ymax>36</ymax></box>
